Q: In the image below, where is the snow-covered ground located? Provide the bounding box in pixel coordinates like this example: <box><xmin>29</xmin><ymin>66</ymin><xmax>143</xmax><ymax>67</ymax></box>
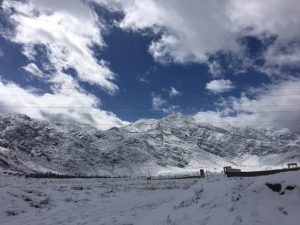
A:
<box><xmin>0</xmin><ymin>170</ymin><xmax>300</xmax><ymax>225</ymax></box>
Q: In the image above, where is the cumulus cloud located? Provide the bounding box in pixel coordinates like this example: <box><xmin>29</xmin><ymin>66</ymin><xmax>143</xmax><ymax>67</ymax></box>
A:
<box><xmin>97</xmin><ymin>0</ymin><xmax>300</xmax><ymax>70</ymax></box>
<box><xmin>2</xmin><ymin>0</ymin><xmax>118</xmax><ymax>93</ymax></box>
<box><xmin>169</xmin><ymin>87</ymin><xmax>182</xmax><ymax>97</ymax></box>
<box><xmin>206</xmin><ymin>79</ymin><xmax>235</xmax><ymax>94</ymax></box>
<box><xmin>152</xmin><ymin>94</ymin><xmax>179</xmax><ymax>113</ymax></box>
<box><xmin>229</xmin><ymin>0</ymin><xmax>300</xmax><ymax>40</ymax></box>
<box><xmin>195</xmin><ymin>79</ymin><xmax>300</xmax><ymax>131</ymax></box>
<box><xmin>229</xmin><ymin>0</ymin><xmax>300</xmax><ymax>68</ymax></box>
<box><xmin>117</xmin><ymin>0</ymin><xmax>237</xmax><ymax>64</ymax></box>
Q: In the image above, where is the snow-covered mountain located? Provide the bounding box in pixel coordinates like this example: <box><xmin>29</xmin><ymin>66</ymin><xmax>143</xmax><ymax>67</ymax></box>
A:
<box><xmin>0</xmin><ymin>113</ymin><xmax>299</xmax><ymax>175</ymax></box>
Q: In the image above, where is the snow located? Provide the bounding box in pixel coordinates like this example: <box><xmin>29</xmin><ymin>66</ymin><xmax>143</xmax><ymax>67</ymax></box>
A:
<box><xmin>1</xmin><ymin>113</ymin><xmax>299</xmax><ymax>176</ymax></box>
<box><xmin>1</xmin><ymin>170</ymin><xmax>299</xmax><ymax>225</ymax></box>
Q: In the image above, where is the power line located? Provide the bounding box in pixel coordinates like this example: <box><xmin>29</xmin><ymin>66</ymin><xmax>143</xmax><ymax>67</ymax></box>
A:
<box><xmin>0</xmin><ymin>93</ymin><xmax>299</xmax><ymax>98</ymax></box>
<box><xmin>1</xmin><ymin>86</ymin><xmax>300</xmax><ymax>91</ymax></box>
<box><xmin>4</xmin><ymin>109</ymin><xmax>300</xmax><ymax>116</ymax></box>
<box><xmin>2</xmin><ymin>113</ymin><xmax>300</xmax><ymax>127</ymax></box>
<box><xmin>194</xmin><ymin>119</ymin><xmax>300</xmax><ymax>124</ymax></box>
<box><xmin>0</xmin><ymin>104</ymin><xmax>299</xmax><ymax>109</ymax></box>
<box><xmin>49</xmin><ymin>119</ymin><xmax>300</xmax><ymax>125</ymax></box>
<box><xmin>234</xmin><ymin>105</ymin><xmax>300</xmax><ymax>108</ymax></box>
<box><xmin>13</xmin><ymin>119</ymin><xmax>299</xmax><ymax>126</ymax></box>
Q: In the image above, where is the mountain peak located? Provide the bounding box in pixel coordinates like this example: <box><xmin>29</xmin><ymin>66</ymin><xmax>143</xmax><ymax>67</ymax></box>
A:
<box><xmin>164</xmin><ymin>112</ymin><xmax>190</xmax><ymax>121</ymax></box>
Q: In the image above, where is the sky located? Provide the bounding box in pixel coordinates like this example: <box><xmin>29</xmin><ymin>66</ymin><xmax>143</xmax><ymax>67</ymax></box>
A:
<box><xmin>0</xmin><ymin>0</ymin><xmax>300</xmax><ymax>130</ymax></box>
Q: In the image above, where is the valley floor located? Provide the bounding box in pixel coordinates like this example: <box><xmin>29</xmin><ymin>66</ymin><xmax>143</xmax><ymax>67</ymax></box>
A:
<box><xmin>0</xmin><ymin>170</ymin><xmax>300</xmax><ymax>225</ymax></box>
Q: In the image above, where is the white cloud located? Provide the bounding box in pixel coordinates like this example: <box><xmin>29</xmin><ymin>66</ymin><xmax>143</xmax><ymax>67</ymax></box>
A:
<box><xmin>208</xmin><ymin>61</ymin><xmax>223</xmax><ymax>78</ymax></box>
<box><xmin>98</xmin><ymin>0</ymin><xmax>300</xmax><ymax>69</ymax></box>
<box><xmin>0</xmin><ymin>79</ymin><xmax>128</xmax><ymax>130</ymax></box>
<box><xmin>117</xmin><ymin>0</ymin><xmax>237</xmax><ymax>64</ymax></box>
<box><xmin>206</xmin><ymin>79</ymin><xmax>235</xmax><ymax>94</ymax></box>
<box><xmin>169</xmin><ymin>87</ymin><xmax>182</xmax><ymax>97</ymax></box>
<box><xmin>138</xmin><ymin>77</ymin><xmax>149</xmax><ymax>83</ymax></box>
<box><xmin>229</xmin><ymin>0</ymin><xmax>300</xmax><ymax>68</ymax></box>
<box><xmin>22</xmin><ymin>63</ymin><xmax>43</xmax><ymax>77</ymax></box>
<box><xmin>0</xmin><ymin>0</ymin><xmax>129</xmax><ymax>129</ymax></box>
<box><xmin>2</xmin><ymin>0</ymin><xmax>118</xmax><ymax>93</ymax></box>
<box><xmin>229</xmin><ymin>0</ymin><xmax>300</xmax><ymax>40</ymax></box>
<box><xmin>264</xmin><ymin>42</ymin><xmax>300</xmax><ymax>66</ymax></box>
<box><xmin>152</xmin><ymin>94</ymin><xmax>179</xmax><ymax>113</ymax></box>
<box><xmin>195</xmin><ymin>79</ymin><xmax>300</xmax><ymax>130</ymax></box>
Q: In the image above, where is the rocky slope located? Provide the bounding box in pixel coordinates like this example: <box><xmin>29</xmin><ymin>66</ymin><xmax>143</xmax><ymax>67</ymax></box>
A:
<box><xmin>0</xmin><ymin>113</ymin><xmax>299</xmax><ymax>175</ymax></box>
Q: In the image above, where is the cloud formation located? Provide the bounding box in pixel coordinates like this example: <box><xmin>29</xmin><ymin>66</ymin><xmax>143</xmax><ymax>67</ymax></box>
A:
<box><xmin>97</xmin><ymin>0</ymin><xmax>300</xmax><ymax>130</ymax></box>
<box><xmin>22</xmin><ymin>63</ymin><xmax>43</xmax><ymax>78</ymax></box>
<box><xmin>152</xmin><ymin>94</ymin><xmax>179</xmax><ymax>113</ymax></box>
<box><xmin>0</xmin><ymin>79</ymin><xmax>127</xmax><ymax>130</ymax></box>
<box><xmin>206</xmin><ymin>79</ymin><xmax>235</xmax><ymax>94</ymax></box>
<box><xmin>2</xmin><ymin>0</ymin><xmax>117</xmax><ymax>93</ymax></box>
<box><xmin>169</xmin><ymin>87</ymin><xmax>182</xmax><ymax>97</ymax></box>
<box><xmin>100</xmin><ymin>0</ymin><xmax>300</xmax><ymax>70</ymax></box>
<box><xmin>117</xmin><ymin>0</ymin><xmax>236</xmax><ymax>64</ymax></box>
<box><xmin>1</xmin><ymin>0</ymin><xmax>300</xmax><ymax>131</ymax></box>
<box><xmin>208</xmin><ymin>61</ymin><xmax>223</xmax><ymax>78</ymax></box>
<box><xmin>0</xmin><ymin>0</ymin><xmax>127</xmax><ymax>129</ymax></box>
<box><xmin>195</xmin><ymin>79</ymin><xmax>300</xmax><ymax>131</ymax></box>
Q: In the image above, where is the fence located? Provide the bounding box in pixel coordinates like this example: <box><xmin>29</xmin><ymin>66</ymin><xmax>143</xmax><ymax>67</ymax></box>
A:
<box><xmin>225</xmin><ymin>167</ymin><xmax>300</xmax><ymax>177</ymax></box>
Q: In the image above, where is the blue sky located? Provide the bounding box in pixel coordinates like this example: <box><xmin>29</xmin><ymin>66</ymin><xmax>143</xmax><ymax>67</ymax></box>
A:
<box><xmin>0</xmin><ymin>0</ymin><xmax>300</xmax><ymax>130</ymax></box>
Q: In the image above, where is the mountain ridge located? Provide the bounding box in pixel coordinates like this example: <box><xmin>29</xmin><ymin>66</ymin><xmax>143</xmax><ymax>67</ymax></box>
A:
<box><xmin>0</xmin><ymin>113</ymin><xmax>299</xmax><ymax>175</ymax></box>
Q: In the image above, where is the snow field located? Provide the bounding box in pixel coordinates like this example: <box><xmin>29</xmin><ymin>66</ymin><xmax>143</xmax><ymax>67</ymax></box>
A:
<box><xmin>1</xmin><ymin>170</ymin><xmax>299</xmax><ymax>225</ymax></box>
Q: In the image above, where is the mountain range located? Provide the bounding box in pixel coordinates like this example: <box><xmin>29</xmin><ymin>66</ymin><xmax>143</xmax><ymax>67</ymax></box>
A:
<box><xmin>0</xmin><ymin>113</ymin><xmax>299</xmax><ymax>175</ymax></box>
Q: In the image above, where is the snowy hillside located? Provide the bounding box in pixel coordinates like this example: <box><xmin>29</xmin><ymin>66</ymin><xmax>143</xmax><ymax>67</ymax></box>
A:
<box><xmin>1</xmin><ymin>170</ymin><xmax>300</xmax><ymax>225</ymax></box>
<box><xmin>0</xmin><ymin>113</ymin><xmax>299</xmax><ymax>175</ymax></box>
